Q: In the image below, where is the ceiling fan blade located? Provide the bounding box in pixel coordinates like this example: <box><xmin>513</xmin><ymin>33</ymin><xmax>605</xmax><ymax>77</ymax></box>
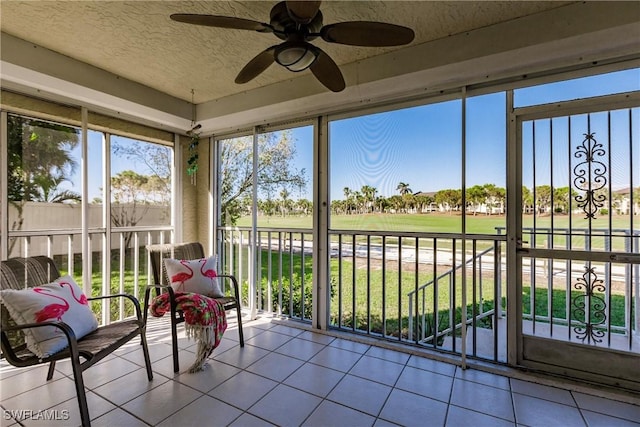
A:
<box><xmin>286</xmin><ymin>1</ymin><xmax>321</xmax><ymax>24</ymax></box>
<box><xmin>321</xmin><ymin>22</ymin><xmax>415</xmax><ymax>47</ymax></box>
<box><xmin>235</xmin><ymin>47</ymin><xmax>277</xmax><ymax>84</ymax></box>
<box><xmin>170</xmin><ymin>14</ymin><xmax>271</xmax><ymax>32</ymax></box>
<box><xmin>310</xmin><ymin>48</ymin><xmax>345</xmax><ymax>92</ymax></box>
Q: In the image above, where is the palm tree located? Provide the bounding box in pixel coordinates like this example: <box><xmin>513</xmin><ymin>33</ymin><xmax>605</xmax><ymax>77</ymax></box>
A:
<box><xmin>279</xmin><ymin>188</ymin><xmax>290</xmax><ymax>217</ymax></box>
<box><xmin>360</xmin><ymin>185</ymin><xmax>377</xmax><ymax>213</ymax></box>
<box><xmin>32</xmin><ymin>172</ymin><xmax>81</xmax><ymax>203</ymax></box>
<box><xmin>343</xmin><ymin>187</ymin><xmax>353</xmax><ymax>214</ymax></box>
<box><xmin>396</xmin><ymin>182</ymin><xmax>412</xmax><ymax>196</ymax></box>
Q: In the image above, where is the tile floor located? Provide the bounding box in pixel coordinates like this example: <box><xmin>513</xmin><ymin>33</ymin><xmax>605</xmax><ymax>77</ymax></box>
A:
<box><xmin>1</xmin><ymin>314</ymin><xmax>639</xmax><ymax>427</ymax></box>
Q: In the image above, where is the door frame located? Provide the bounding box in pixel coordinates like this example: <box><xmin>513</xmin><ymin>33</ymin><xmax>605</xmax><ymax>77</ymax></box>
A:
<box><xmin>506</xmin><ymin>90</ymin><xmax>640</xmax><ymax>390</ymax></box>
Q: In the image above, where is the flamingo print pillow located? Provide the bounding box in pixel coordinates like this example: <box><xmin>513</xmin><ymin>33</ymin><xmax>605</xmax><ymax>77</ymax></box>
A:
<box><xmin>163</xmin><ymin>256</ymin><xmax>224</xmax><ymax>298</ymax></box>
<box><xmin>0</xmin><ymin>275</ymin><xmax>98</xmax><ymax>358</ymax></box>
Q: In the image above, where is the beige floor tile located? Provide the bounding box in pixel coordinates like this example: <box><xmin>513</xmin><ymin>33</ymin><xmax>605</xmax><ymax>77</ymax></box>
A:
<box><xmin>229</xmin><ymin>412</ymin><xmax>276</xmax><ymax>427</ymax></box>
<box><xmin>213</xmin><ymin>342</ymin><xmax>270</xmax><ymax>369</ymax></box>
<box><xmin>173</xmin><ymin>360</ymin><xmax>241</xmax><ymax>393</ymax></box>
<box><xmin>513</xmin><ymin>393</ymin><xmax>586</xmax><ymax>427</ymax></box>
<box><xmin>208</xmin><ymin>371</ymin><xmax>277</xmax><ymax>410</ymax></box>
<box><xmin>303</xmin><ymin>400</ymin><xmax>375</xmax><ymax>427</ymax></box>
<box><xmin>93</xmin><ymin>367</ymin><xmax>168</xmax><ymax>406</ymax></box>
<box><xmin>91</xmin><ymin>408</ymin><xmax>149</xmax><ymax>427</ymax></box>
<box><xmin>573</xmin><ymin>391</ymin><xmax>640</xmax><ymax>423</ymax></box>
<box><xmin>364</xmin><ymin>346</ymin><xmax>411</xmax><ymax>364</ymax></box>
<box><xmin>329</xmin><ymin>337</ymin><xmax>371</xmax><ymax>354</ymax></box>
<box><xmin>249</xmin><ymin>384</ymin><xmax>322</xmax><ymax>426</ymax></box>
<box><xmin>446</xmin><ymin>405</ymin><xmax>516</xmax><ymax>427</ymax></box>
<box><xmin>511</xmin><ymin>378</ymin><xmax>576</xmax><ymax>406</ymax></box>
<box><xmin>379</xmin><ymin>388</ymin><xmax>448</xmax><ymax>427</ymax></box>
<box><xmin>349</xmin><ymin>355</ymin><xmax>404</xmax><ymax>387</ymax></box>
<box><xmin>450</xmin><ymin>378</ymin><xmax>515</xmax><ymax>422</ymax></box>
<box><xmin>156</xmin><ymin>395</ymin><xmax>242</xmax><ymax>427</ymax></box>
<box><xmin>309</xmin><ymin>346</ymin><xmax>363</xmax><ymax>372</ymax></box>
<box><xmin>122</xmin><ymin>380</ymin><xmax>203</xmax><ymax>425</ymax></box>
<box><xmin>246</xmin><ymin>351</ymin><xmax>305</xmax><ymax>382</ymax></box>
<box><xmin>395</xmin><ymin>365</ymin><xmax>454</xmax><ymax>403</ymax></box>
<box><xmin>406</xmin><ymin>354</ymin><xmax>457</xmax><ymax>376</ymax></box>
<box><xmin>327</xmin><ymin>374</ymin><xmax>391</xmax><ymax>416</ymax></box>
<box><xmin>284</xmin><ymin>363</ymin><xmax>345</xmax><ymax>398</ymax></box>
<box><xmin>581</xmin><ymin>409</ymin><xmax>640</xmax><ymax>427</ymax></box>
<box><xmin>246</xmin><ymin>330</ymin><xmax>295</xmax><ymax>351</ymax></box>
<box><xmin>454</xmin><ymin>367</ymin><xmax>511</xmax><ymax>391</ymax></box>
<box><xmin>275</xmin><ymin>337</ymin><xmax>326</xmax><ymax>360</ymax></box>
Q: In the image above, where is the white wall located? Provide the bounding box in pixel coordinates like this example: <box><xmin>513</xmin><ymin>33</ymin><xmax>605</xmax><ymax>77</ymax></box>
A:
<box><xmin>7</xmin><ymin>202</ymin><xmax>170</xmax><ymax>257</ymax></box>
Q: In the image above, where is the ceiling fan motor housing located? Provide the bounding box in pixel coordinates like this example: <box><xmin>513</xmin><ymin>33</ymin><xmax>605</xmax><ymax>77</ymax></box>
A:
<box><xmin>270</xmin><ymin>1</ymin><xmax>322</xmax><ymax>41</ymax></box>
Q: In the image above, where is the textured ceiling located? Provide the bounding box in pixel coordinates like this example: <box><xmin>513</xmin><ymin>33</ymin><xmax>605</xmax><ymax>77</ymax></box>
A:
<box><xmin>1</xmin><ymin>1</ymin><xmax>573</xmax><ymax>104</ymax></box>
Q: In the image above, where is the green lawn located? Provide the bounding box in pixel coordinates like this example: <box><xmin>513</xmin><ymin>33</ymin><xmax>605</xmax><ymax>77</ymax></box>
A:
<box><xmin>230</xmin><ymin>248</ymin><xmax>632</xmax><ymax>342</ymax></box>
<box><xmin>243</xmin><ymin>212</ymin><xmax>632</xmax><ymax>234</ymax></box>
<box><xmin>73</xmin><ymin>211</ymin><xmax>635</xmax><ymax>330</ymax></box>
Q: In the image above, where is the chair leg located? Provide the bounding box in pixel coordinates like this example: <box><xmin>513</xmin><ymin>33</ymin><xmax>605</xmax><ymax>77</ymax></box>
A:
<box><xmin>139</xmin><ymin>329</ymin><xmax>154</xmax><ymax>381</ymax></box>
<box><xmin>70</xmin><ymin>361</ymin><xmax>90</xmax><ymax>427</ymax></box>
<box><xmin>171</xmin><ymin>316</ymin><xmax>180</xmax><ymax>373</ymax></box>
<box><xmin>235</xmin><ymin>304</ymin><xmax>244</xmax><ymax>347</ymax></box>
<box><xmin>46</xmin><ymin>361</ymin><xmax>56</xmax><ymax>380</ymax></box>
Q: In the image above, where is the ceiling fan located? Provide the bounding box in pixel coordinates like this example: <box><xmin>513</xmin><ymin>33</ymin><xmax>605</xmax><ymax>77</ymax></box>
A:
<box><xmin>170</xmin><ymin>1</ymin><xmax>415</xmax><ymax>92</ymax></box>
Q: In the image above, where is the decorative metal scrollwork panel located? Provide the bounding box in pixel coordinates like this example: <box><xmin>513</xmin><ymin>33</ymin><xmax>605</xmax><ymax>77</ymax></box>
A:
<box><xmin>573</xmin><ymin>132</ymin><xmax>607</xmax><ymax>219</ymax></box>
<box><xmin>572</xmin><ymin>264</ymin><xmax>606</xmax><ymax>344</ymax></box>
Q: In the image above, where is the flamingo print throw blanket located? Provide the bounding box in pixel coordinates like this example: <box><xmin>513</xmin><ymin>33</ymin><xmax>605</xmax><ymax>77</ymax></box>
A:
<box><xmin>150</xmin><ymin>292</ymin><xmax>227</xmax><ymax>373</ymax></box>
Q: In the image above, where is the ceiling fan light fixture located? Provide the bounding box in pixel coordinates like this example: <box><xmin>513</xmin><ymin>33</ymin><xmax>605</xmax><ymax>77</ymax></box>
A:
<box><xmin>275</xmin><ymin>43</ymin><xmax>317</xmax><ymax>72</ymax></box>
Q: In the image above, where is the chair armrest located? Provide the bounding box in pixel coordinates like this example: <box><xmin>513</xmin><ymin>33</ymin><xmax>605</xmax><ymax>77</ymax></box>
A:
<box><xmin>217</xmin><ymin>274</ymin><xmax>241</xmax><ymax>302</ymax></box>
<box><xmin>1</xmin><ymin>321</ymin><xmax>81</xmax><ymax>365</ymax></box>
<box><xmin>88</xmin><ymin>294</ymin><xmax>143</xmax><ymax>323</ymax></box>
<box><xmin>143</xmin><ymin>284</ymin><xmax>179</xmax><ymax>324</ymax></box>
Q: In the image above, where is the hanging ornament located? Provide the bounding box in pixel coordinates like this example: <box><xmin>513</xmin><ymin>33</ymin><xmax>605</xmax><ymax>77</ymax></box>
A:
<box><xmin>186</xmin><ymin>89</ymin><xmax>201</xmax><ymax>185</ymax></box>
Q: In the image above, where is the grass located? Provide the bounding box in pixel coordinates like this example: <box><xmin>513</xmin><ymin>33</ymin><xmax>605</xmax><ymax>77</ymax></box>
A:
<box><xmin>62</xmin><ymin>211</ymin><xmax>635</xmax><ymax>331</ymax></box>
<box><xmin>244</xmin><ymin>212</ymin><xmax>633</xmax><ymax>233</ymax></box>
<box><xmin>241</xmin><ymin>213</ymin><xmax>634</xmax><ymax>251</ymax></box>
<box><xmin>226</xmin><ymin>246</ymin><xmax>632</xmax><ymax>342</ymax></box>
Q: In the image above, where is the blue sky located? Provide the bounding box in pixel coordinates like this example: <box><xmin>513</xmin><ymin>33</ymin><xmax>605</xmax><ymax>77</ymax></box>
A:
<box><xmin>68</xmin><ymin>68</ymin><xmax>638</xmax><ymax>202</ymax></box>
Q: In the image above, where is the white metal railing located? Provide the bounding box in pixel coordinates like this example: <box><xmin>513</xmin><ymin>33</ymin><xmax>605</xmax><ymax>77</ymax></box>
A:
<box><xmin>218</xmin><ymin>226</ymin><xmax>314</xmax><ymax>322</ymax></box>
<box><xmin>5</xmin><ymin>226</ymin><xmax>173</xmax><ymax>325</ymax></box>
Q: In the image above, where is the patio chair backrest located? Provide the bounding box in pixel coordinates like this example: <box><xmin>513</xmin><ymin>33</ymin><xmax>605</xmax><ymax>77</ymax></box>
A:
<box><xmin>147</xmin><ymin>242</ymin><xmax>205</xmax><ymax>289</ymax></box>
<box><xmin>1</xmin><ymin>256</ymin><xmax>62</xmax><ymax>348</ymax></box>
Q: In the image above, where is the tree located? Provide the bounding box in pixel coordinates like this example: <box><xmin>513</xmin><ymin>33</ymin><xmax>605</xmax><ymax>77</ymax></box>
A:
<box><xmin>111</xmin><ymin>170</ymin><xmax>168</xmax><ymax>247</ymax></box>
<box><xmin>553</xmin><ymin>186</ymin><xmax>576</xmax><ymax>214</ymax></box>
<box><xmin>31</xmin><ymin>172</ymin><xmax>81</xmax><ymax>203</ymax></box>
<box><xmin>360</xmin><ymin>185</ymin><xmax>377</xmax><ymax>213</ymax></box>
<box><xmin>484</xmin><ymin>183</ymin><xmax>505</xmax><ymax>215</ymax></box>
<box><xmin>387</xmin><ymin>195</ymin><xmax>403</xmax><ymax>213</ymax></box>
<box><xmin>414</xmin><ymin>194</ymin><xmax>434</xmax><ymax>213</ymax></box>
<box><xmin>220</xmin><ymin>130</ymin><xmax>307</xmax><ymax>225</ymax></box>
<box><xmin>396</xmin><ymin>182</ymin><xmax>412</xmax><ymax>196</ymax></box>
<box><xmin>112</xmin><ymin>139</ymin><xmax>171</xmax><ymax>194</ymax></box>
<box><xmin>279</xmin><ymin>188</ymin><xmax>290</xmax><ymax>217</ymax></box>
<box><xmin>435</xmin><ymin>189</ymin><xmax>462</xmax><ymax>214</ymax></box>
<box><xmin>342</xmin><ymin>187</ymin><xmax>353</xmax><ymax>214</ymax></box>
<box><xmin>466</xmin><ymin>185</ymin><xmax>487</xmax><ymax>215</ymax></box>
<box><xmin>535</xmin><ymin>185</ymin><xmax>552</xmax><ymax>214</ymax></box>
<box><xmin>522</xmin><ymin>186</ymin><xmax>533</xmax><ymax>213</ymax></box>
<box><xmin>402</xmin><ymin>193</ymin><xmax>415</xmax><ymax>213</ymax></box>
<box><xmin>352</xmin><ymin>190</ymin><xmax>363</xmax><ymax>214</ymax></box>
<box><xmin>296</xmin><ymin>198</ymin><xmax>312</xmax><ymax>216</ymax></box>
<box><xmin>7</xmin><ymin>115</ymin><xmax>80</xmax><ymax>252</ymax></box>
